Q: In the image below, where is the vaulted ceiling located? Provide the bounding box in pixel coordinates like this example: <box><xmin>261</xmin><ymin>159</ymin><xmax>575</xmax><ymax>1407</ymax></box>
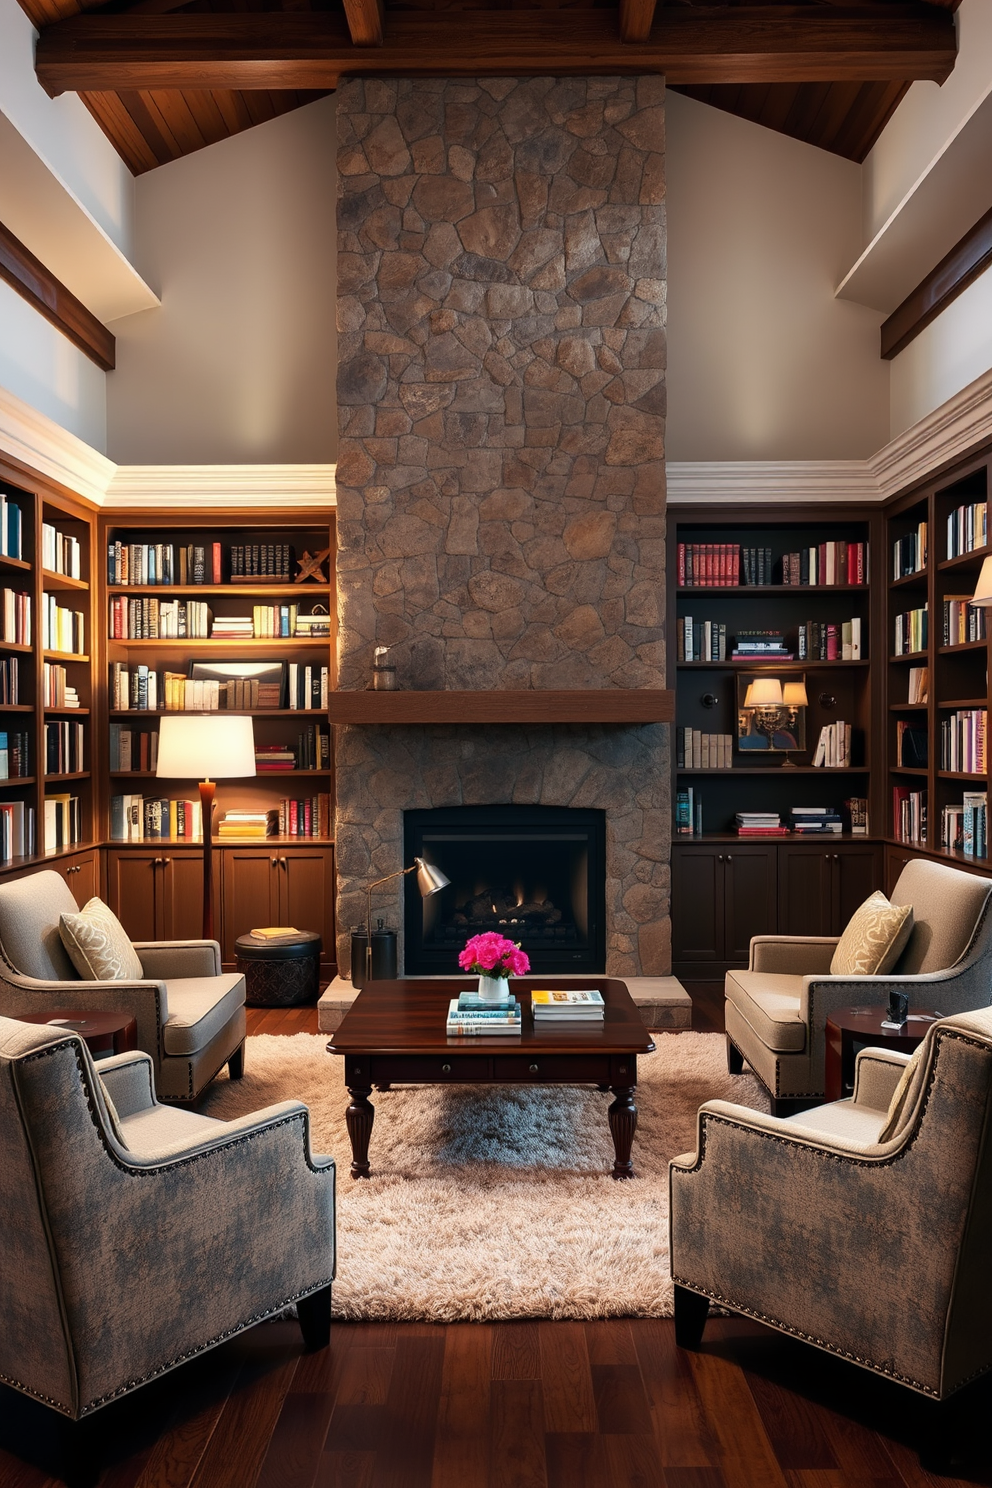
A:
<box><xmin>19</xmin><ymin>0</ymin><xmax>960</xmax><ymax>175</ymax></box>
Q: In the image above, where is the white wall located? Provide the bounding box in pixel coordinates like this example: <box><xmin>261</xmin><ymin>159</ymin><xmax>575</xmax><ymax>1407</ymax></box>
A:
<box><xmin>0</xmin><ymin>279</ymin><xmax>107</xmax><ymax>450</ymax></box>
<box><xmin>107</xmin><ymin>97</ymin><xmax>337</xmax><ymax>466</ymax></box>
<box><xmin>666</xmin><ymin>92</ymin><xmax>889</xmax><ymax>462</ymax></box>
<box><xmin>890</xmin><ymin>261</ymin><xmax>992</xmax><ymax>438</ymax></box>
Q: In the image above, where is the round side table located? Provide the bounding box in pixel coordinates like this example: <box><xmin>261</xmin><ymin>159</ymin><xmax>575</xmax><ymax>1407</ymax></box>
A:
<box><xmin>824</xmin><ymin>1005</ymin><xmax>935</xmax><ymax>1103</ymax></box>
<box><xmin>16</xmin><ymin>1009</ymin><xmax>138</xmax><ymax>1059</ymax></box>
<box><xmin>235</xmin><ymin>931</ymin><xmax>322</xmax><ymax>1007</ymax></box>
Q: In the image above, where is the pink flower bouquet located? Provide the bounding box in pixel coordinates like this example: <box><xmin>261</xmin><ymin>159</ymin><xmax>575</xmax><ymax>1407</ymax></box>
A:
<box><xmin>458</xmin><ymin>931</ymin><xmax>530</xmax><ymax>980</ymax></box>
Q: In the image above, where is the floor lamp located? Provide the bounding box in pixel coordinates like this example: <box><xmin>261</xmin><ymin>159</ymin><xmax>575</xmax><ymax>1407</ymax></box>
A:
<box><xmin>365</xmin><ymin>857</ymin><xmax>450</xmax><ymax>985</ymax></box>
<box><xmin>156</xmin><ymin>714</ymin><xmax>257</xmax><ymax>940</ymax></box>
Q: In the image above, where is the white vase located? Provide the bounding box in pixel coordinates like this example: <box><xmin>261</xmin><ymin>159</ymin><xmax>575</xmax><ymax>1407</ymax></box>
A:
<box><xmin>477</xmin><ymin>974</ymin><xmax>510</xmax><ymax>1003</ymax></box>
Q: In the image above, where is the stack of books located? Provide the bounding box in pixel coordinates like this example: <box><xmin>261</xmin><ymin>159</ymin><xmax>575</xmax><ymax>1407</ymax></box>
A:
<box><xmin>789</xmin><ymin>807</ymin><xmax>842</xmax><ymax>834</ymax></box>
<box><xmin>211</xmin><ymin>615</ymin><xmax>255</xmax><ymax>640</ymax></box>
<box><xmin>446</xmin><ymin>994</ymin><xmax>522</xmax><ymax>1036</ymax></box>
<box><xmin>731</xmin><ymin>630</ymin><xmax>792</xmax><ymax>660</ymax></box>
<box><xmin>735</xmin><ymin>812</ymin><xmax>787</xmax><ymax>836</ymax></box>
<box><xmin>255</xmin><ymin>744</ymin><xmax>297</xmax><ymax>772</ymax></box>
<box><xmin>531</xmin><ymin>989</ymin><xmax>605</xmax><ymax>1022</ymax></box>
<box><xmin>217</xmin><ymin>810</ymin><xmax>279</xmax><ymax>839</ymax></box>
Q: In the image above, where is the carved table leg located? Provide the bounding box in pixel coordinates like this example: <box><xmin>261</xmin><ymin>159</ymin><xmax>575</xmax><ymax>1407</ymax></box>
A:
<box><xmin>346</xmin><ymin>1087</ymin><xmax>375</xmax><ymax>1179</ymax></box>
<box><xmin>608</xmin><ymin>1085</ymin><xmax>637</xmax><ymax>1180</ymax></box>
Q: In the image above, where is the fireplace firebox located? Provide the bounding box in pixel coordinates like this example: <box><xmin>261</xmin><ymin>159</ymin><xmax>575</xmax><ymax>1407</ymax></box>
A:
<box><xmin>403</xmin><ymin>806</ymin><xmax>606</xmax><ymax>976</ymax></box>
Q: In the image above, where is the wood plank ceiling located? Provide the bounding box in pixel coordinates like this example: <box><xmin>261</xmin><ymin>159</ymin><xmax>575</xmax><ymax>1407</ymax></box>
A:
<box><xmin>19</xmin><ymin>0</ymin><xmax>960</xmax><ymax>175</ymax></box>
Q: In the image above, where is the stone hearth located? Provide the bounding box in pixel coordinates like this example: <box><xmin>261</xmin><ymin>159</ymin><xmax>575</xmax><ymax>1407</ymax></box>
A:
<box><xmin>334</xmin><ymin>75</ymin><xmax>669</xmax><ymax>976</ymax></box>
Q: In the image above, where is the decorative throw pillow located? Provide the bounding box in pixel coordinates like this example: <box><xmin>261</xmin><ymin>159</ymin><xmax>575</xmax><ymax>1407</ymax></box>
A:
<box><xmin>830</xmin><ymin>891</ymin><xmax>914</xmax><ymax>977</ymax></box>
<box><xmin>878</xmin><ymin>1042</ymin><xmax>926</xmax><ymax>1143</ymax></box>
<box><xmin>59</xmin><ymin>897</ymin><xmax>144</xmax><ymax>981</ymax></box>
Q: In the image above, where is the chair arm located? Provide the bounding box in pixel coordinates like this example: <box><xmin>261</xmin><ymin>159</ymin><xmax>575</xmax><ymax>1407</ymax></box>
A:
<box><xmin>674</xmin><ymin>1098</ymin><xmax>891</xmax><ymax>1165</ymax></box>
<box><xmin>123</xmin><ymin>1099</ymin><xmax>335</xmax><ymax>1166</ymax></box>
<box><xmin>0</xmin><ymin>976</ymin><xmax>168</xmax><ymax>1066</ymax></box>
<box><xmin>852</xmin><ymin>1047</ymin><xmax>913</xmax><ymax>1113</ymax></box>
<box><xmin>749</xmin><ymin>936</ymin><xmax>838</xmax><ymax>974</ymax></box>
<box><xmin>96</xmin><ymin>1051</ymin><xmax>156</xmax><ymax>1117</ymax></box>
<box><xmin>135</xmin><ymin>941</ymin><xmax>222</xmax><ymax>979</ymax></box>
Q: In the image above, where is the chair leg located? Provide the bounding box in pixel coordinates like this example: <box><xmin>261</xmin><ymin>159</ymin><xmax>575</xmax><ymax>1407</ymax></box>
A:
<box><xmin>726</xmin><ymin>1036</ymin><xmax>745</xmax><ymax>1075</ymax></box>
<box><xmin>297</xmin><ymin>1285</ymin><xmax>332</xmax><ymax>1350</ymax></box>
<box><xmin>228</xmin><ymin>1041</ymin><xmax>245</xmax><ymax>1080</ymax></box>
<box><xmin>60</xmin><ymin>1415</ymin><xmax>100</xmax><ymax>1488</ymax></box>
<box><xmin>674</xmin><ymin>1285</ymin><xmax>710</xmax><ymax>1349</ymax></box>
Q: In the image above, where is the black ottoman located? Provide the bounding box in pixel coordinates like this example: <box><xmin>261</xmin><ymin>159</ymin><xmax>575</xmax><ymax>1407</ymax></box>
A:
<box><xmin>235</xmin><ymin>932</ymin><xmax>322</xmax><ymax>1007</ymax></box>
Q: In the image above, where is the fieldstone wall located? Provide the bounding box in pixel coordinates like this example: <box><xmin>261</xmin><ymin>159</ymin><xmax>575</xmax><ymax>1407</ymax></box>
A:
<box><xmin>334</xmin><ymin>75</ymin><xmax>669</xmax><ymax>975</ymax></box>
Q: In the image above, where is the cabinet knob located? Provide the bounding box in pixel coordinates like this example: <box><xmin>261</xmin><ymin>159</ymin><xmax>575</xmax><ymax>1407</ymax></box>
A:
<box><xmin>725</xmin><ymin>854</ymin><xmax>732</xmax><ymax>863</ymax></box>
<box><xmin>280</xmin><ymin>856</ymin><xmax>287</xmax><ymax>867</ymax></box>
<box><xmin>162</xmin><ymin>857</ymin><xmax>171</xmax><ymax>865</ymax></box>
<box><xmin>270</xmin><ymin>856</ymin><xmax>278</xmax><ymax>866</ymax></box>
<box><xmin>529</xmin><ymin>1063</ymin><xmax>539</xmax><ymax>1073</ymax></box>
<box><xmin>441</xmin><ymin>1063</ymin><xmax>451</xmax><ymax>1073</ymax></box>
<box><xmin>717</xmin><ymin>854</ymin><xmax>724</xmax><ymax>863</ymax></box>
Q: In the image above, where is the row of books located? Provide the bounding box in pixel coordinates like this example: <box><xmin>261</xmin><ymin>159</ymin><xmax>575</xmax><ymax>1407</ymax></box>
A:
<box><xmin>677</xmin><ymin>544</ymin><xmax>742</xmax><ymax>587</ymax></box>
<box><xmin>0</xmin><ymin>497</ymin><xmax>23</xmax><ymax>560</ymax></box>
<box><xmin>288</xmin><ymin>664</ymin><xmax>330</xmax><ymax>711</ymax></box>
<box><xmin>733</xmin><ymin>630</ymin><xmax>791</xmax><ymax>660</ymax></box>
<box><xmin>781</xmin><ymin>542</ymin><xmax>869</xmax><ymax>586</ymax></box>
<box><xmin>947</xmin><ymin>502</ymin><xmax>987</xmax><ymax>561</ymax></box>
<box><xmin>893</xmin><ymin>786</ymin><xmax>926</xmax><ymax>844</ymax></box>
<box><xmin>277</xmin><ymin>795</ymin><xmax>332</xmax><ymax>838</ymax></box>
<box><xmin>737</xmin><ymin>808</ymin><xmax>846</xmax><ymax>836</ymax></box>
<box><xmin>940</xmin><ymin>708</ymin><xmax>987</xmax><ymax>774</ymax></box>
<box><xmin>943</xmin><ymin>595</ymin><xmax>986</xmax><ymax>646</ymax></box>
<box><xmin>676</xmin><ymin>730</ymin><xmax>732</xmax><ymax>769</ymax></box>
<box><xmin>0</xmin><ymin>801</ymin><xmax>33</xmax><ymax>862</ymax></box>
<box><xmin>41</xmin><ymin>523</ymin><xmax>82</xmax><ymax>580</ymax></box>
<box><xmin>0</xmin><ymin>657</ymin><xmax>18</xmax><ymax>705</ymax></box>
<box><xmin>254</xmin><ymin>726</ymin><xmax>330</xmax><ymax>771</ymax></box>
<box><xmin>110</xmin><ymin>795</ymin><xmax>203</xmax><ymax>841</ymax></box>
<box><xmin>213</xmin><ymin>606</ymin><xmax>322</xmax><ymax>639</ymax></box>
<box><xmin>106</xmin><ymin>542</ymin><xmax>301</xmax><ymax>586</ymax></box>
<box><xmin>108</xmin><ymin>598</ymin><xmax>210</xmax><ymax>639</ymax></box>
<box><xmin>797</xmin><ymin>618</ymin><xmax>863</xmax><ymax>661</ymax></box>
<box><xmin>108</xmin><ymin>724</ymin><xmax>158</xmax><ymax>773</ymax></box>
<box><xmin>676</xmin><ymin>619</ymin><xmax>727</xmax><ymax>661</ymax></box>
<box><xmin>0</xmin><ymin>732</ymin><xmax>29</xmax><ymax>779</ymax></box>
<box><xmin>109</xmin><ymin>665</ymin><xmax>284</xmax><ymax>712</ymax></box>
<box><xmin>896</xmin><ymin>720</ymin><xmax>927</xmax><ymax>768</ymax></box>
<box><xmin>894</xmin><ymin>605</ymin><xmax>927</xmax><ymax>655</ymax></box>
<box><xmin>43</xmin><ymin>663</ymin><xmax>79</xmax><ymax>710</ymax></box>
<box><xmin>43</xmin><ymin>721</ymin><xmax>84</xmax><ymax>776</ymax></box>
<box><xmin>812</xmin><ymin>721</ymin><xmax>852</xmax><ymax>768</ymax></box>
<box><xmin>674</xmin><ymin>786</ymin><xmax>703</xmax><ymax>835</ymax></box>
<box><xmin>941</xmin><ymin>793</ymin><xmax>988</xmax><ymax>856</ymax></box>
<box><xmin>892</xmin><ymin>521</ymin><xmax>927</xmax><ymax>579</ymax></box>
<box><xmin>44</xmin><ymin>794</ymin><xmax>81</xmax><ymax>853</ymax></box>
<box><xmin>1</xmin><ymin>588</ymin><xmax>31</xmax><ymax>645</ymax></box>
<box><xmin>41</xmin><ymin>595</ymin><xmax>84</xmax><ymax>655</ymax></box>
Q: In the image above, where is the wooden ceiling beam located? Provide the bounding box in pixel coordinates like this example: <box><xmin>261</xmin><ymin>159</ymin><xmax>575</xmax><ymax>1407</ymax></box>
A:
<box><xmin>0</xmin><ymin>219</ymin><xmax>115</xmax><ymax>370</ymax></box>
<box><xmin>342</xmin><ymin>0</ymin><xmax>384</xmax><ymax>48</ymax></box>
<box><xmin>619</xmin><ymin>0</ymin><xmax>659</xmax><ymax>46</ymax></box>
<box><xmin>35</xmin><ymin>7</ymin><xmax>957</xmax><ymax>97</ymax></box>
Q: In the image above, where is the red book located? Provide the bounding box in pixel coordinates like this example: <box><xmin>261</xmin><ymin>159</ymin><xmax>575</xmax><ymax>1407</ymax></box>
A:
<box><xmin>212</xmin><ymin>542</ymin><xmax>222</xmax><ymax>583</ymax></box>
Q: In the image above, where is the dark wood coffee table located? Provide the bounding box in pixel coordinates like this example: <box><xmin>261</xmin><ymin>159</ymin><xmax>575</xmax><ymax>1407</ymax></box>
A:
<box><xmin>326</xmin><ymin>977</ymin><xmax>655</xmax><ymax>1181</ymax></box>
<box><xmin>824</xmin><ymin>1004</ymin><xmax>935</xmax><ymax>1102</ymax></box>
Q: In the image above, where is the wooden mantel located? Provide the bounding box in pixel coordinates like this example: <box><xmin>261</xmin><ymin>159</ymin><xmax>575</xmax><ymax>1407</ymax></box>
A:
<box><xmin>327</xmin><ymin>689</ymin><xmax>674</xmax><ymax>725</ymax></box>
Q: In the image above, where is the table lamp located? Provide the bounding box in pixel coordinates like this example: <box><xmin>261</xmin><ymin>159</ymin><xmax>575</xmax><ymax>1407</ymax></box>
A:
<box><xmin>364</xmin><ymin>857</ymin><xmax>450</xmax><ymax>985</ymax></box>
<box><xmin>156</xmin><ymin>714</ymin><xmax>256</xmax><ymax>940</ymax></box>
<box><xmin>970</xmin><ymin>556</ymin><xmax>992</xmax><ymax>606</ymax></box>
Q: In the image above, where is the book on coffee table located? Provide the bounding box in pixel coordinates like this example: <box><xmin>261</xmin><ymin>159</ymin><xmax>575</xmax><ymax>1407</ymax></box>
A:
<box><xmin>531</xmin><ymin>989</ymin><xmax>605</xmax><ymax>1021</ymax></box>
<box><xmin>446</xmin><ymin>999</ymin><xmax>522</xmax><ymax>1036</ymax></box>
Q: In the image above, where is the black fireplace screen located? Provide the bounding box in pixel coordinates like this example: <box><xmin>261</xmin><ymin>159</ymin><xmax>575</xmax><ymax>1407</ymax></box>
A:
<box><xmin>403</xmin><ymin>805</ymin><xmax>606</xmax><ymax>975</ymax></box>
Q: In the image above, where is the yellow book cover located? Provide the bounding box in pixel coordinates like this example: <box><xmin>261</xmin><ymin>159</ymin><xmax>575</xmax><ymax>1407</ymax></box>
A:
<box><xmin>250</xmin><ymin>926</ymin><xmax>301</xmax><ymax>939</ymax></box>
<box><xmin>530</xmin><ymin>989</ymin><xmax>604</xmax><ymax>1006</ymax></box>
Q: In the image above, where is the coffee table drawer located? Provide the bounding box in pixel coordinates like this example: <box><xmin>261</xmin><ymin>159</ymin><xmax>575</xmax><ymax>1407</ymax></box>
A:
<box><xmin>364</xmin><ymin>1055</ymin><xmax>482</xmax><ymax>1083</ymax></box>
<box><xmin>492</xmin><ymin>1054</ymin><xmax>611</xmax><ymax>1082</ymax></box>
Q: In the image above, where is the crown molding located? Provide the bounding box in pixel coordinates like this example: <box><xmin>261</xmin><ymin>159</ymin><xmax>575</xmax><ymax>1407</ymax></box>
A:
<box><xmin>103</xmin><ymin>464</ymin><xmax>337</xmax><ymax>508</ymax></box>
<box><xmin>0</xmin><ymin>383</ymin><xmax>114</xmax><ymax>506</ymax></box>
<box><xmin>668</xmin><ymin>364</ymin><xmax>992</xmax><ymax>505</ymax></box>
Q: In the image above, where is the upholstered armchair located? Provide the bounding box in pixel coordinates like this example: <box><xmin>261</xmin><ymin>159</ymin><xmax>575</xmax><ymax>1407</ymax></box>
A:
<box><xmin>0</xmin><ymin>870</ymin><xmax>246</xmax><ymax>1102</ymax></box>
<box><xmin>725</xmin><ymin>858</ymin><xmax>992</xmax><ymax>1112</ymax></box>
<box><xmin>0</xmin><ymin>1014</ymin><xmax>335</xmax><ymax>1437</ymax></box>
<box><xmin>670</xmin><ymin>1007</ymin><xmax>992</xmax><ymax>1456</ymax></box>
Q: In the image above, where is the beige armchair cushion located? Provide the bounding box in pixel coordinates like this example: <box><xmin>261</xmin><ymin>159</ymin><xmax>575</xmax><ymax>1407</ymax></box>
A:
<box><xmin>830</xmin><ymin>891</ymin><xmax>913</xmax><ymax>976</ymax></box>
<box><xmin>0</xmin><ymin>870</ymin><xmax>80</xmax><ymax>980</ymax></box>
<box><xmin>890</xmin><ymin>857</ymin><xmax>992</xmax><ymax>973</ymax></box>
<box><xmin>59</xmin><ymin>898</ymin><xmax>144</xmax><ymax>981</ymax></box>
<box><xmin>161</xmin><ymin>974</ymin><xmax>246</xmax><ymax>1055</ymax></box>
<box><xmin>724</xmin><ymin>970</ymin><xmax>806</xmax><ymax>1051</ymax></box>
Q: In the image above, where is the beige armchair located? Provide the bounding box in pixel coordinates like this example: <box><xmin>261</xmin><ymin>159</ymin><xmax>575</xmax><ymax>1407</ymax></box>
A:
<box><xmin>670</xmin><ymin>1007</ymin><xmax>992</xmax><ymax>1465</ymax></box>
<box><xmin>0</xmin><ymin>870</ymin><xmax>246</xmax><ymax>1102</ymax></box>
<box><xmin>0</xmin><ymin>1014</ymin><xmax>334</xmax><ymax>1444</ymax></box>
<box><xmin>725</xmin><ymin>857</ymin><xmax>992</xmax><ymax>1113</ymax></box>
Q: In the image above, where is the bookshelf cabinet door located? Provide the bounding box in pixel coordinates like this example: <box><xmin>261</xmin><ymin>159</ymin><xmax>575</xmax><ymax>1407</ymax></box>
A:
<box><xmin>671</xmin><ymin>846</ymin><xmax>725</xmax><ymax>963</ymax></box>
<box><xmin>277</xmin><ymin>848</ymin><xmax>335</xmax><ymax>972</ymax></box>
<box><xmin>221</xmin><ymin>850</ymin><xmax>280</xmax><ymax>963</ymax></box>
<box><xmin>161</xmin><ymin>853</ymin><xmax>209</xmax><ymax>941</ymax></box>
<box><xmin>885</xmin><ymin>844</ymin><xmax>918</xmax><ymax>896</ymax></box>
<box><xmin>833</xmin><ymin>844</ymin><xmax>881</xmax><ymax>930</ymax></box>
<box><xmin>56</xmin><ymin>850</ymin><xmax>101</xmax><ymax>907</ymax></box>
<box><xmin>778</xmin><ymin>846</ymin><xmax>834</xmax><ymax>937</ymax></box>
<box><xmin>722</xmin><ymin>847</ymin><xmax>778</xmax><ymax>962</ymax></box>
<box><xmin>106</xmin><ymin>851</ymin><xmax>163</xmax><ymax>941</ymax></box>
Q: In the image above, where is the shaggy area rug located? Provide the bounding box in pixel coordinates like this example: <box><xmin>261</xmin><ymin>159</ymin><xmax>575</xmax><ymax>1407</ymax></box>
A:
<box><xmin>198</xmin><ymin>1031</ymin><xmax>769</xmax><ymax>1323</ymax></box>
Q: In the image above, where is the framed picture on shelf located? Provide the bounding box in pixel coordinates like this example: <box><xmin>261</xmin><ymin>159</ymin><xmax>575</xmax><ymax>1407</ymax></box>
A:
<box><xmin>188</xmin><ymin>660</ymin><xmax>285</xmax><ymax>709</ymax></box>
<box><xmin>736</xmin><ymin>672</ymin><xmax>807</xmax><ymax>755</ymax></box>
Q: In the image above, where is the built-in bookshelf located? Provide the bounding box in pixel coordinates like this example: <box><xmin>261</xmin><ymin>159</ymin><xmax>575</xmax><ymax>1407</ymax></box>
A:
<box><xmin>99</xmin><ymin>512</ymin><xmax>336</xmax><ymax>845</ymax></box>
<box><xmin>0</xmin><ymin>474</ymin><xmax>96</xmax><ymax>867</ymax></box>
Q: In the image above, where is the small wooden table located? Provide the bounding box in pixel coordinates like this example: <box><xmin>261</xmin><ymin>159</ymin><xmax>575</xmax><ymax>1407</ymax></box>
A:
<box><xmin>16</xmin><ymin>1009</ymin><xmax>138</xmax><ymax>1058</ymax></box>
<box><xmin>824</xmin><ymin>1005</ymin><xmax>935</xmax><ymax>1102</ymax></box>
<box><xmin>326</xmin><ymin>977</ymin><xmax>655</xmax><ymax>1181</ymax></box>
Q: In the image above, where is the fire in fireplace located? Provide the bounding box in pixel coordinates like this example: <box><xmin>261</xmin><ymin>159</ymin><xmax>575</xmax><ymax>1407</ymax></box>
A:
<box><xmin>403</xmin><ymin>806</ymin><xmax>606</xmax><ymax>975</ymax></box>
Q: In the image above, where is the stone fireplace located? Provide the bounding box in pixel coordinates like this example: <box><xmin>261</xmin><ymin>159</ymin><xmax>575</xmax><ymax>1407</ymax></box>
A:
<box><xmin>334</xmin><ymin>74</ymin><xmax>669</xmax><ymax>978</ymax></box>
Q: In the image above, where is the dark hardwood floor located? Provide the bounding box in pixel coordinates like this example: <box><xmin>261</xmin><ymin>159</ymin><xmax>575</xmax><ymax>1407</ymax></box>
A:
<box><xmin>3</xmin><ymin>991</ymin><xmax>988</xmax><ymax>1488</ymax></box>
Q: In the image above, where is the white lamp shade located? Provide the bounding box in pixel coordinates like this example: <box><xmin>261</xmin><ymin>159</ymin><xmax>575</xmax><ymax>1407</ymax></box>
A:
<box><xmin>155</xmin><ymin>714</ymin><xmax>256</xmax><ymax>780</ymax></box>
<box><xmin>971</xmin><ymin>556</ymin><xmax>992</xmax><ymax>606</ymax></box>
<box><xmin>783</xmin><ymin>682</ymin><xmax>808</xmax><ymax>708</ymax></box>
<box><xmin>747</xmin><ymin>678</ymin><xmax>784</xmax><ymax>707</ymax></box>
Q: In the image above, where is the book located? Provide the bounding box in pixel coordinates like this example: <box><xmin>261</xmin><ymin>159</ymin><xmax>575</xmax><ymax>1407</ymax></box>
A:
<box><xmin>457</xmin><ymin>992</ymin><xmax>518</xmax><ymax>1012</ymax></box>
<box><xmin>249</xmin><ymin>926</ymin><xmax>303</xmax><ymax>941</ymax></box>
<box><xmin>530</xmin><ymin>989</ymin><xmax>604</xmax><ymax>1008</ymax></box>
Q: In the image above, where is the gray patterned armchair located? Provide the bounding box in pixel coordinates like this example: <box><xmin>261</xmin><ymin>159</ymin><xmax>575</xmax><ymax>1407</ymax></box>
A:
<box><xmin>725</xmin><ymin>858</ymin><xmax>992</xmax><ymax>1112</ymax></box>
<box><xmin>0</xmin><ymin>870</ymin><xmax>245</xmax><ymax>1101</ymax></box>
<box><xmin>0</xmin><ymin>1015</ymin><xmax>335</xmax><ymax>1435</ymax></box>
<box><xmin>670</xmin><ymin>1007</ymin><xmax>992</xmax><ymax>1460</ymax></box>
